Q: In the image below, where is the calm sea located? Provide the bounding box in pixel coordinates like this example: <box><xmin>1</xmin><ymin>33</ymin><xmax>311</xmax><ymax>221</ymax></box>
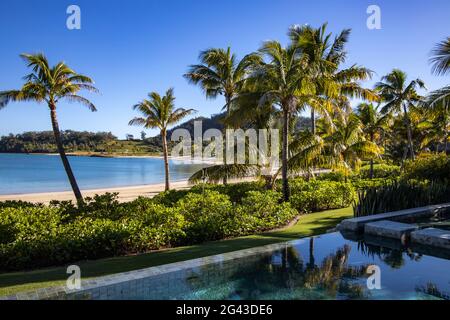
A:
<box><xmin>0</xmin><ymin>153</ymin><xmax>207</xmax><ymax>195</ymax></box>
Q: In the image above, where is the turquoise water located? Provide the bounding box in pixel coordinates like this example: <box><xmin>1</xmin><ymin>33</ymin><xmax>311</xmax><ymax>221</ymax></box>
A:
<box><xmin>73</xmin><ymin>232</ymin><xmax>450</xmax><ymax>300</ymax></box>
<box><xmin>0</xmin><ymin>153</ymin><xmax>207</xmax><ymax>195</ymax></box>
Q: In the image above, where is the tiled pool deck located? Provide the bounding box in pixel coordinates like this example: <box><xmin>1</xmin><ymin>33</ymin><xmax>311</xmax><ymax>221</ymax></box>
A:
<box><xmin>0</xmin><ymin>239</ymin><xmax>307</xmax><ymax>300</ymax></box>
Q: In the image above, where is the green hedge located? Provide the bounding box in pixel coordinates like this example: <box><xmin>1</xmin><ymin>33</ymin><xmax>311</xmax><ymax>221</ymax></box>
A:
<box><xmin>288</xmin><ymin>179</ymin><xmax>356</xmax><ymax>213</ymax></box>
<box><xmin>403</xmin><ymin>154</ymin><xmax>450</xmax><ymax>182</ymax></box>
<box><xmin>0</xmin><ymin>188</ymin><xmax>295</xmax><ymax>271</ymax></box>
<box><xmin>359</xmin><ymin>164</ymin><xmax>400</xmax><ymax>179</ymax></box>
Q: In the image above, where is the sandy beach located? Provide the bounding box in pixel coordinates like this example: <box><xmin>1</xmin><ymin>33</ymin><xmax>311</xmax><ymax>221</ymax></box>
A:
<box><xmin>0</xmin><ymin>181</ymin><xmax>191</xmax><ymax>204</ymax></box>
<box><xmin>0</xmin><ymin>177</ymin><xmax>256</xmax><ymax>204</ymax></box>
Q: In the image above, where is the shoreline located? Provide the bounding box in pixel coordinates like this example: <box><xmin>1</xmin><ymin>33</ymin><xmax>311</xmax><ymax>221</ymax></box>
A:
<box><xmin>0</xmin><ymin>177</ymin><xmax>255</xmax><ymax>204</ymax></box>
<box><xmin>1</xmin><ymin>152</ymin><xmax>220</xmax><ymax>163</ymax></box>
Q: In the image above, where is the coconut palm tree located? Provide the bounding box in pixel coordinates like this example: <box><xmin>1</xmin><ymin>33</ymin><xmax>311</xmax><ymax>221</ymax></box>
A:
<box><xmin>184</xmin><ymin>47</ymin><xmax>260</xmax><ymax>184</ymax></box>
<box><xmin>427</xmin><ymin>37</ymin><xmax>450</xmax><ymax>151</ymax></box>
<box><xmin>289</xmin><ymin>114</ymin><xmax>380</xmax><ymax>180</ymax></box>
<box><xmin>375</xmin><ymin>69</ymin><xmax>425</xmax><ymax>161</ymax></box>
<box><xmin>0</xmin><ymin>53</ymin><xmax>98</xmax><ymax>205</ymax></box>
<box><xmin>244</xmin><ymin>41</ymin><xmax>315</xmax><ymax>201</ymax></box>
<box><xmin>289</xmin><ymin>23</ymin><xmax>377</xmax><ymax>133</ymax></box>
<box><xmin>129</xmin><ymin>88</ymin><xmax>195</xmax><ymax>191</ymax></box>
<box><xmin>356</xmin><ymin>103</ymin><xmax>390</xmax><ymax>178</ymax></box>
<box><xmin>430</xmin><ymin>37</ymin><xmax>450</xmax><ymax>76</ymax></box>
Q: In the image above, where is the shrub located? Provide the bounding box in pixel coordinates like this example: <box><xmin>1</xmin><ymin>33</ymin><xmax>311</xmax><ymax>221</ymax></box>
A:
<box><xmin>151</xmin><ymin>189</ymin><xmax>190</xmax><ymax>207</ymax></box>
<box><xmin>289</xmin><ymin>179</ymin><xmax>356</xmax><ymax>213</ymax></box>
<box><xmin>351</xmin><ymin>178</ymin><xmax>397</xmax><ymax>191</ymax></box>
<box><xmin>176</xmin><ymin>191</ymin><xmax>236</xmax><ymax>243</ymax></box>
<box><xmin>317</xmin><ymin>171</ymin><xmax>348</xmax><ymax>182</ymax></box>
<box><xmin>238</xmin><ymin>191</ymin><xmax>297</xmax><ymax>231</ymax></box>
<box><xmin>359</xmin><ymin>164</ymin><xmax>400</xmax><ymax>179</ymax></box>
<box><xmin>403</xmin><ymin>154</ymin><xmax>450</xmax><ymax>182</ymax></box>
<box><xmin>190</xmin><ymin>181</ymin><xmax>265</xmax><ymax>203</ymax></box>
<box><xmin>0</xmin><ymin>200</ymin><xmax>41</xmax><ymax>209</ymax></box>
<box><xmin>123</xmin><ymin>202</ymin><xmax>186</xmax><ymax>250</ymax></box>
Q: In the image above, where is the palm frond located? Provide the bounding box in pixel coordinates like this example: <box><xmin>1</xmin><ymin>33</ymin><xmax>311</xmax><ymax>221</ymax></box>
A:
<box><xmin>188</xmin><ymin>164</ymin><xmax>260</xmax><ymax>184</ymax></box>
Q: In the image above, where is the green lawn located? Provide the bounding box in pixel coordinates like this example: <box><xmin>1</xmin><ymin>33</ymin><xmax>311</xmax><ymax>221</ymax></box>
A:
<box><xmin>0</xmin><ymin>207</ymin><xmax>352</xmax><ymax>296</ymax></box>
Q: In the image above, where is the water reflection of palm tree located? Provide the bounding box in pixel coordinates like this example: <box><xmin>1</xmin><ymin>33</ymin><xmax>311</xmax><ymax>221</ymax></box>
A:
<box><xmin>357</xmin><ymin>242</ymin><xmax>422</xmax><ymax>269</ymax></box>
<box><xmin>202</xmin><ymin>244</ymin><xmax>369</xmax><ymax>299</ymax></box>
<box><xmin>308</xmin><ymin>238</ymin><xmax>315</xmax><ymax>269</ymax></box>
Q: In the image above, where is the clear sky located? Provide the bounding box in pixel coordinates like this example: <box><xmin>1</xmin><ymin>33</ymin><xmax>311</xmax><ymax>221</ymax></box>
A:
<box><xmin>0</xmin><ymin>0</ymin><xmax>449</xmax><ymax>139</ymax></box>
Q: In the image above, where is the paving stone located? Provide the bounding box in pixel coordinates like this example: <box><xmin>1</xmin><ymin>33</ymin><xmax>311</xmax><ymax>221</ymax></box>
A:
<box><xmin>365</xmin><ymin>220</ymin><xmax>419</xmax><ymax>241</ymax></box>
<box><xmin>411</xmin><ymin>228</ymin><xmax>450</xmax><ymax>250</ymax></box>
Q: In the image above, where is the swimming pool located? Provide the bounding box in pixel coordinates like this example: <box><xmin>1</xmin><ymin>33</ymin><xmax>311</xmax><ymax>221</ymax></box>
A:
<box><xmin>55</xmin><ymin>231</ymin><xmax>450</xmax><ymax>301</ymax></box>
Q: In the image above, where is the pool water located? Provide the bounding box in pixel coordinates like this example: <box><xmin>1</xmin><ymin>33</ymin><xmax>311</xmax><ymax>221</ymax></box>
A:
<box><xmin>69</xmin><ymin>232</ymin><xmax>450</xmax><ymax>300</ymax></box>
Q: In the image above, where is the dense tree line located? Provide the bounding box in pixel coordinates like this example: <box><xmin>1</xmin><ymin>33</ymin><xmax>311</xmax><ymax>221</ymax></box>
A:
<box><xmin>0</xmin><ymin>131</ymin><xmax>117</xmax><ymax>153</ymax></box>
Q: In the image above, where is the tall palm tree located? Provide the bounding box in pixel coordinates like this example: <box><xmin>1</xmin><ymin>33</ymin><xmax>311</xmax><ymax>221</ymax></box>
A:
<box><xmin>375</xmin><ymin>69</ymin><xmax>425</xmax><ymax>160</ymax></box>
<box><xmin>428</xmin><ymin>37</ymin><xmax>450</xmax><ymax>151</ymax></box>
<box><xmin>184</xmin><ymin>47</ymin><xmax>260</xmax><ymax>184</ymax></box>
<box><xmin>430</xmin><ymin>37</ymin><xmax>450</xmax><ymax>76</ymax></box>
<box><xmin>245</xmin><ymin>41</ymin><xmax>315</xmax><ymax>201</ymax></box>
<box><xmin>289</xmin><ymin>23</ymin><xmax>377</xmax><ymax>133</ymax></box>
<box><xmin>356</xmin><ymin>103</ymin><xmax>390</xmax><ymax>178</ymax></box>
<box><xmin>129</xmin><ymin>88</ymin><xmax>195</xmax><ymax>191</ymax></box>
<box><xmin>0</xmin><ymin>53</ymin><xmax>98</xmax><ymax>205</ymax></box>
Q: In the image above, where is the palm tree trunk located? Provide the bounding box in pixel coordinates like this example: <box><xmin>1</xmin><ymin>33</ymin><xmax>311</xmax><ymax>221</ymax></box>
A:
<box><xmin>369</xmin><ymin>132</ymin><xmax>374</xmax><ymax>179</ymax></box>
<box><xmin>282</xmin><ymin>108</ymin><xmax>290</xmax><ymax>202</ymax></box>
<box><xmin>222</xmin><ymin>95</ymin><xmax>232</xmax><ymax>185</ymax></box>
<box><xmin>162</xmin><ymin>129</ymin><xmax>170</xmax><ymax>191</ymax></box>
<box><xmin>311</xmin><ymin>109</ymin><xmax>316</xmax><ymax>134</ymax></box>
<box><xmin>49</xmin><ymin>103</ymin><xmax>83</xmax><ymax>205</ymax></box>
<box><xmin>403</xmin><ymin>105</ymin><xmax>415</xmax><ymax>160</ymax></box>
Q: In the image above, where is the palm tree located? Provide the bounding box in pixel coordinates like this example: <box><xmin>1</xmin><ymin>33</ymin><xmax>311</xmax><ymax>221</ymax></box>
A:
<box><xmin>375</xmin><ymin>69</ymin><xmax>425</xmax><ymax>161</ymax></box>
<box><xmin>356</xmin><ymin>103</ymin><xmax>390</xmax><ymax>178</ymax></box>
<box><xmin>0</xmin><ymin>53</ymin><xmax>98</xmax><ymax>205</ymax></box>
<box><xmin>129</xmin><ymin>88</ymin><xmax>195</xmax><ymax>191</ymax></box>
<box><xmin>427</xmin><ymin>37</ymin><xmax>450</xmax><ymax>151</ymax></box>
<box><xmin>245</xmin><ymin>41</ymin><xmax>314</xmax><ymax>201</ymax></box>
<box><xmin>430</xmin><ymin>37</ymin><xmax>450</xmax><ymax>76</ymax></box>
<box><xmin>289</xmin><ymin>23</ymin><xmax>377</xmax><ymax>133</ymax></box>
<box><xmin>184</xmin><ymin>47</ymin><xmax>260</xmax><ymax>184</ymax></box>
<box><xmin>289</xmin><ymin>114</ymin><xmax>380</xmax><ymax>180</ymax></box>
<box><xmin>324</xmin><ymin>114</ymin><xmax>381</xmax><ymax>179</ymax></box>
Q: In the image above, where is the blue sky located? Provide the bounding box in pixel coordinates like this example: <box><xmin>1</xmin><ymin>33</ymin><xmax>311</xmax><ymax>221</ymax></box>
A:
<box><xmin>0</xmin><ymin>0</ymin><xmax>449</xmax><ymax>139</ymax></box>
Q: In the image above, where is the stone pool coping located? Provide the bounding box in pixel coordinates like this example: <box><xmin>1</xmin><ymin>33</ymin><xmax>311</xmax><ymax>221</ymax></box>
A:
<box><xmin>411</xmin><ymin>228</ymin><xmax>450</xmax><ymax>250</ymax></box>
<box><xmin>0</xmin><ymin>237</ymin><xmax>310</xmax><ymax>300</ymax></box>
<box><xmin>338</xmin><ymin>203</ymin><xmax>450</xmax><ymax>233</ymax></box>
<box><xmin>364</xmin><ymin>220</ymin><xmax>419</xmax><ymax>242</ymax></box>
